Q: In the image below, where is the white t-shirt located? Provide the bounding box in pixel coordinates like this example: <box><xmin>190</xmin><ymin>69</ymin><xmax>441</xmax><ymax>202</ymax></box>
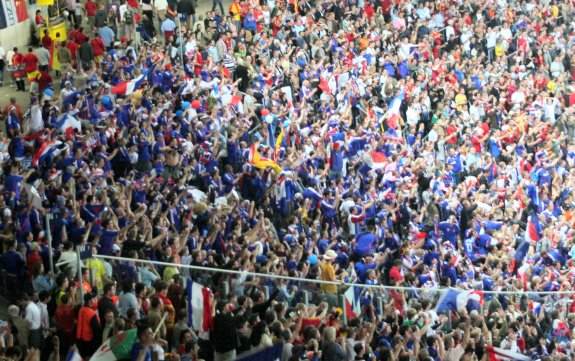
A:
<box><xmin>25</xmin><ymin>302</ymin><xmax>42</xmax><ymax>330</ymax></box>
<box><xmin>29</xmin><ymin>105</ymin><xmax>44</xmax><ymax>134</ymax></box>
<box><xmin>486</xmin><ymin>32</ymin><xmax>498</xmax><ymax>48</ymax></box>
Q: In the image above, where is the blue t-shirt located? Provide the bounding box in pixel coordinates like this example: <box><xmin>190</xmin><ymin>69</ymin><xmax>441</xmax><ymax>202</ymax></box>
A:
<box><xmin>354</xmin><ymin>232</ymin><xmax>376</xmax><ymax>256</ymax></box>
<box><xmin>100</xmin><ymin>229</ymin><xmax>119</xmax><ymax>255</ymax></box>
<box><xmin>138</xmin><ymin>140</ymin><xmax>151</xmax><ymax>162</ymax></box>
<box><xmin>355</xmin><ymin>261</ymin><xmax>376</xmax><ymax>283</ymax></box>
<box><xmin>131</xmin><ymin>343</ymin><xmax>152</xmax><ymax>361</ymax></box>
<box><xmin>5</xmin><ymin>174</ymin><xmax>24</xmax><ymax>199</ymax></box>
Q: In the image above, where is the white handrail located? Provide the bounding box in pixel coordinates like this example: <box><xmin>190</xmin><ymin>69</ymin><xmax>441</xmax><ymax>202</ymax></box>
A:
<box><xmin>94</xmin><ymin>254</ymin><xmax>575</xmax><ymax>296</ymax></box>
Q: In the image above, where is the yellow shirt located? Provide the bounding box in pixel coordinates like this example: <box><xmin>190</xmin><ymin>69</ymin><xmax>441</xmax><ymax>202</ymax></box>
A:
<box><xmin>320</xmin><ymin>260</ymin><xmax>337</xmax><ymax>294</ymax></box>
<box><xmin>230</xmin><ymin>2</ymin><xmax>241</xmax><ymax>21</ymax></box>
<box><xmin>86</xmin><ymin>258</ymin><xmax>107</xmax><ymax>287</ymax></box>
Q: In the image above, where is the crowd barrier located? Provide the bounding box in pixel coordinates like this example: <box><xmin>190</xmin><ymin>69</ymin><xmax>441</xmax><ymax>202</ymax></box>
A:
<box><xmin>51</xmin><ymin>252</ymin><xmax>575</xmax><ymax>324</ymax></box>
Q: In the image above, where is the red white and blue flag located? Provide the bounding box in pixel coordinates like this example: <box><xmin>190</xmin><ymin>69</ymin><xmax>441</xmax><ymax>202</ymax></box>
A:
<box><xmin>528</xmin><ymin>300</ymin><xmax>542</xmax><ymax>316</ymax></box>
<box><xmin>54</xmin><ymin>113</ymin><xmax>82</xmax><ymax>132</ymax></box>
<box><xmin>32</xmin><ymin>139</ymin><xmax>69</xmax><ymax>168</ymax></box>
<box><xmin>385</xmin><ymin>90</ymin><xmax>405</xmax><ymax>130</ymax></box>
<box><xmin>112</xmin><ymin>64</ymin><xmax>156</xmax><ymax>96</ymax></box>
<box><xmin>187</xmin><ymin>279</ymin><xmax>213</xmax><ymax>334</ymax></box>
<box><xmin>435</xmin><ymin>288</ymin><xmax>482</xmax><ymax>313</ymax></box>
<box><xmin>344</xmin><ymin>286</ymin><xmax>361</xmax><ymax>319</ymax></box>
<box><xmin>0</xmin><ymin>0</ymin><xmax>28</xmax><ymax>30</ymax></box>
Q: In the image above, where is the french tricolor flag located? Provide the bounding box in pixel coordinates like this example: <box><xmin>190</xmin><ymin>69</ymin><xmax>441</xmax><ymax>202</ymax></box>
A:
<box><xmin>32</xmin><ymin>139</ymin><xmax>69</xmax><ymax>168</ymax></box>
<box><xmin>111</xmin><ymin>64</ymin><xmax>156</xmax><ymax>96</ymax></box>
<box><xmin>187</xmin><ymin>279</ymin><xmax>213</xmax><ymax>334</ymax></box>
<box><xmin>528</xmin><ymin>300</ymin><xmax>542</xmax><ymax>316</ymax></box>
<box><xmin>525</xmin><ymin>214</ymin><xmax>542</xmax><ymax>243</ymax></box>
<box><xmin>54</xmin><ymin>113</ymin><xmax>82</xmax><ymax>132</ymax></box>
<box><xmin>385</xmin><ymin>90</ymin><xmax>405</xmax><ymax>130</ymax></box>
<box><xmin>344</xmin><ymin>286</ymin><xmax>361</xmax><ymax>319</ymax></box>
<box><xmin>435</xmin><ymin>288</ymin><xmax>477</xmax><ymax>313</ymax></box>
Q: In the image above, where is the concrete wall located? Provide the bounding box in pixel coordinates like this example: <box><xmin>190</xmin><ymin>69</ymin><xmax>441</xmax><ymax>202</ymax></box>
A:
<box><xmin>0</xmin><ymin>19</ymin><xmax>32</xmax><ymax>51</ymax></box>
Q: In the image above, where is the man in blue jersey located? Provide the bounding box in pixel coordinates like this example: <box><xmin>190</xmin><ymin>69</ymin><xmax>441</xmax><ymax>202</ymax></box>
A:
<box><xmin>438</xmin><ymin>215</ymin><xmax>461</xmax><ymax>250</ymax></box>
<box><xmin>353</xmin><ymin>223</ymin><xmax>377</xmax><ymax>261</ymax></box>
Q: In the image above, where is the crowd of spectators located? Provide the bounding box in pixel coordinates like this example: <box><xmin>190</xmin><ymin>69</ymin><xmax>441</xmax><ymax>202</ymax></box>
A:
<box><xmin>1</xmin><ymin>0</ymin><xmax>575</xmax><ymax>360</ymax></box>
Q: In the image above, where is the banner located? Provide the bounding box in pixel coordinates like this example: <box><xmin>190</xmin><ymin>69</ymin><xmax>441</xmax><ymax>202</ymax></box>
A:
<box><xmin>37</xmin><ymin>0</ymin><xmax>55</xmax><ymax>5</ymax></box>
<box><xmin>0</xmin><ymin>0</ymin><xmax>28</xmax><ymax>30</ymax></box>
<box><xmin>236</xmin><ymin>344</ymin><xmax>283</xmax><ymax>361</ymax></box>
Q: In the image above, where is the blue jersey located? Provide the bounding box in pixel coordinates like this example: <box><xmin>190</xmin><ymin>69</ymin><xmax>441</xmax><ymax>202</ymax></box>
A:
<box><xmin>438</xmin><ymin>222</ymin><xmax>460</xmax><ymax>247</ymax></box>
<box><xmin>354</xmin><ymin>232</ymin><xmax>376</xmax><ymax>256</ymax></box>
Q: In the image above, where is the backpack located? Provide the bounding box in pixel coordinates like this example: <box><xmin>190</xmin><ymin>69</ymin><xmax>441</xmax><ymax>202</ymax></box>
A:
<box><xmin>125</xmin><ymin>10</ymin><xmax>133</xmax><ymax>25</ymax></box>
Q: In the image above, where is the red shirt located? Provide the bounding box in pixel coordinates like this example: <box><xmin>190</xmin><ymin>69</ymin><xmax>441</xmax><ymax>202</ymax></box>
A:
<box><xmin>90</xmin><ymin>38</ymin><xmax>106</xmax><ymax>56</ymax></box>
<box><xmin>446</xmin><ymin>125</ymin><xmax>458</xmax><ymax>144</ymax></box>
<box><xmin>66</xmin><ymin>41</ymin><xmax>79</xmax><ymax>61</ymax></box>
<box><xmin>37</xmin><ymin>71</ymin><xmax>53</xmax><ymax>91</ymax></box>
<box><xmin>380</xmin><ymin>0</ymin><xmax>392</xmax><ymax>14</ymax></box>
<box><xmin>55</xmin><ymin>305</ymin><xmax>77</xmax><ymax>339</ymax></box>
<box><xmin>471</xmin><ymin>136</ymin><xmax>483</xmax><ymax>152</ymax></box>
<box><xmin>194</xmin><ymin>52</ymin><xmax>203</xmax><ymax>74</ymax></box>
<box><xmin>388</xmin><ymin>290</ymin><xmax>404</xmax><ymax>316</ymax></box>
<box><xmin>85</xmin><ymin>1</ymin><xmax>96</xmax><ymax>16</ymax></box>
<box><xmin>22</xmin><ymin>53</ymin><xmax>39</xmax><ymax>72</ymax></box>
<box><xmin>364</xmin><ymin>3</ymin><xmax>375</xmax><ymax>19</ymax></box>
<box><xmin>27</xmin><ymin>252</ymin><xmax>42</xmax><ymax>272</ymax></box>
<box><xmin>42</xmin><ymin>34</ymin><xmax>53</xmax><ymax>50</ymax></box>
<box><xmin>73</xmin><ymin>31</ymin><xmax>88</xmax><ymax>45</ymax></box>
